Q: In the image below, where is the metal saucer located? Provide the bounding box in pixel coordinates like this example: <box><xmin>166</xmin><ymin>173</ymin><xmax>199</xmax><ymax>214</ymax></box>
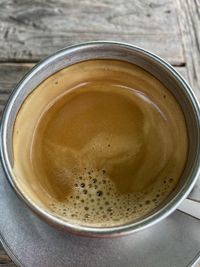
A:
<box><xmin>0</xmin><ymin>160</ymin><xmax>199</xmax><ymax>267</ymax></box>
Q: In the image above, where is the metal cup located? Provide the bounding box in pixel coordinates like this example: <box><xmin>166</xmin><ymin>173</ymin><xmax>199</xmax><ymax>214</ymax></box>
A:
<box><xmin>1</xmin><ymin>41</ymin><xmax>200</xmax><ymax>237</ymax></box>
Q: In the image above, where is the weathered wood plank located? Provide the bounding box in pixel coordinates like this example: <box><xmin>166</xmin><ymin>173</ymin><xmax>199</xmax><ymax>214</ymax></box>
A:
<box><xmin>0</xmin><ymin>244</ymin><xmax>16</xmax><ymax>266</ymax></box>
<box><xmin>0</xmin><ymin>0</ymin><xmax>184</xmax><ymax>64</ymax></box>
<box><xmin>176</xmin><ymin>0</ymin><xmax>200</xmax><ymax>99</ymax></box>
<box><xmin>0</xmin><ymin>63</ymin><xmax>32</xmax><ymax>93</ymax></box>
<box><xmin>175</xmin><ymin>66</ymin><xmax>189</xmax><ymax>82</ymax></box>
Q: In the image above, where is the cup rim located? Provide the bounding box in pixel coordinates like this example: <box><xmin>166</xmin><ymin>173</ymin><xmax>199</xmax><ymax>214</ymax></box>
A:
<box><xmin>1</xmin><ymin>41</ymin><xmax>200</xmax><ymax>237</ymax></box>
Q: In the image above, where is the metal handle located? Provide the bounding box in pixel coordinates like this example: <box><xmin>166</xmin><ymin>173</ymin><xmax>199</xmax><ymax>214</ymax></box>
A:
<box><xmin>177</xmin><ymin>178</ymin><xmax>200</xmax><ymax>220</ymax></box>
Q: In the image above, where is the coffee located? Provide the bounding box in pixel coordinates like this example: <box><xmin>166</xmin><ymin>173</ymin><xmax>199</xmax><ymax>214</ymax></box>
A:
<box><xmin>13</xmin><ymin>60</ymin><xmax>188</xmax><ymax>227</ymax></box>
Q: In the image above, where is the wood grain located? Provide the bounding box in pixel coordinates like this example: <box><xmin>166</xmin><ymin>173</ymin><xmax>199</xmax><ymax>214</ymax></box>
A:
<box><xmin>176</xmin><ymin>0</ymin><xmax>200</xmax><ymax>98</ymax></box>
<box><xmin>0</xmin><ymin>0</ymin><xmax>184</xmax><ymax>64</ymax></box>
<box><xmin>0</xmin><ymin>244</ymin><xmax>16</xmax><ymax>266</ymax></box>
<box><xmin>0</xmin><ymin>63</ymin><xmax>32</xmax><ymax>115</ymax></box>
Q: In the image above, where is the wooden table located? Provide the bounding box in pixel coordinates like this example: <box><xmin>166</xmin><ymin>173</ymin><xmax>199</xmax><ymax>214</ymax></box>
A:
<box><xmin>0</xmin><ymin>0</ymin><xmax>199</xmax><ymax>266</ymax></box>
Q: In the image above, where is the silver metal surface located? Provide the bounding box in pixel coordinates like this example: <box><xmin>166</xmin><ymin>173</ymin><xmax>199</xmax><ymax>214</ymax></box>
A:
<box><xmin>0</xmin><ymin>161</ymin><xmax>199</xmax><ymax>267</ymax></box>
<box><xmin>178</xmin><ymin>199</ymin><xmax>200</xmax><ymax>220</ymax></box>
<box><xmin>1</xmin><ymin>41</ymin><xmax>200</xmax><ymax>237</ymax></box>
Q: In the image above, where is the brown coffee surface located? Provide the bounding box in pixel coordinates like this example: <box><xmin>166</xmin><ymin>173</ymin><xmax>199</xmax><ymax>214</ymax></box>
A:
<box><xmin>13</xmin><ymin>60</ymin><xmax>188</xmax><ymax>227</ymax></box>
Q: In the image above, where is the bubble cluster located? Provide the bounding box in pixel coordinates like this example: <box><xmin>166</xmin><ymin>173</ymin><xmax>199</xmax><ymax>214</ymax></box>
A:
<box><xmin>50</xmin><ymin>168</ymin><xmax>176</xmax><ymax>227</ymax></box>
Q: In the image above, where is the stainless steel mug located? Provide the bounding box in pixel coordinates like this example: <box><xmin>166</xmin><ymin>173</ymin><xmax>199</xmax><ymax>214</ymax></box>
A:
<box><xmin>1</xmin><ymin>41</ymin><xmax>200</xmax><ymax>237</ymax></box>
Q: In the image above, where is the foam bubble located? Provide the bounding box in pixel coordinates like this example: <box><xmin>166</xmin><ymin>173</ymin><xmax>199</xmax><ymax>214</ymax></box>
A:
<box><xmin>49</xmin><ymin>167</ymin><xmax>177</xmax><ymax>227</ymax></box>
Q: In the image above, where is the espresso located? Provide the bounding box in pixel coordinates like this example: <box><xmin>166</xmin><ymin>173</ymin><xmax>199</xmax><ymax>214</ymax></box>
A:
<box><xmin>13</xmin><ymin>60</ymin><xmax>188</xmax><ymax>227</ymax></box>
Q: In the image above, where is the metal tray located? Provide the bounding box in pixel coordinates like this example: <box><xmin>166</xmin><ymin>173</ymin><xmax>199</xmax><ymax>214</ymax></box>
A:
<box><xmin>0</xmin><ymin>160</ymin><xmax>199</xmax><ymax>267</ymax></box>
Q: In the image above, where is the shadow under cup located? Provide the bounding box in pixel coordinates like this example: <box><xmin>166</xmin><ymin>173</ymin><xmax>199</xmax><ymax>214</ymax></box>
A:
<box><xmin>1</xmin><ymin>42</ymin><xmax>200</xmax><ymax>237</ymax></box>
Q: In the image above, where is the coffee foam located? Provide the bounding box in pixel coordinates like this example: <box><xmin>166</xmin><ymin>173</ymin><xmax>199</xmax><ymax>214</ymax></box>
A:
<box><xmin>49</xmin><ymin>167</ymin><xmax>176</xmax><ymax>226</ymax></box>
<box><xmin>12</xmin><ymin>59</ymin><xmax>188</xmax><ymax>227</ymax></box>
